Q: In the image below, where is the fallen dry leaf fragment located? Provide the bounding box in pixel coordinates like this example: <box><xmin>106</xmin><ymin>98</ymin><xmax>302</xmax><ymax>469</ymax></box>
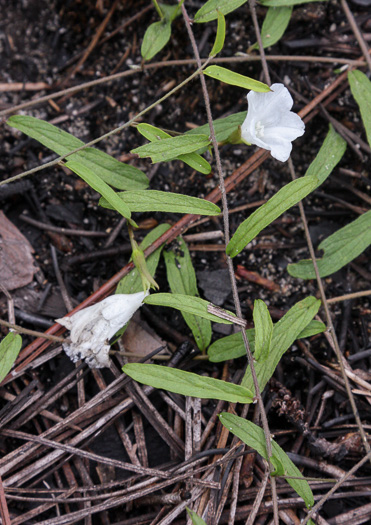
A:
<box><xmin>0</xmin><ymin>211</ymin><xmax>37</xmax><ymax>291</ymax></box>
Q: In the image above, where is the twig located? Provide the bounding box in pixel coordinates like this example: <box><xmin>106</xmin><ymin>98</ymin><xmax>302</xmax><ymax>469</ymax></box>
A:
<box><xmin>248</xmin><ymin>0</ymin><xmax>271</xmax><ymax>85</ymax></box>
<box><xmin>340</xmin><ymin>0</ymin><xmax>371</xmax><ymax>73</ymax></box>
<box><xmin>20</xmin><ymin>215</ymin><xmax>108</xmax><ymax>237</ymax></box>
<box><xmin>302</xmin><ymin>448</ymin><xmax>371</xmax><ymax>524</ymax></box>
<box><xmin>0</xmin><ymin>473</ymin><xmax>11</xmax><ymax>525</ymax></box>
<box><xmin>0</xmin><ymin>319</ymin><xmax>65</xmax><ymax>342</ymax></box>
<box><xmin>326</xmin><ymin>289</ymin><xmax>371</xmax><ymax>304</ymax></box>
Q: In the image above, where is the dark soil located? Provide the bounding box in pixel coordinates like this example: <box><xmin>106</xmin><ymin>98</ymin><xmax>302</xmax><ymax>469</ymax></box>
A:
<box><xmin>0</xmin><ymin>0</ymin><xmax>370</xmax><ymax>524</ymax></box>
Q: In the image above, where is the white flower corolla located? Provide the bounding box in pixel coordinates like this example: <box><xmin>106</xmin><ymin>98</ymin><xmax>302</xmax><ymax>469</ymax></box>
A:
<box><xmin>56</xmin><ymin>292</ymin><xmax>148</xmax><ymax>368</ymax></box>
<box><xmin>241</xmin><ymin>83</ymin><xmax>305</xmax><ymax>162</ymax></box>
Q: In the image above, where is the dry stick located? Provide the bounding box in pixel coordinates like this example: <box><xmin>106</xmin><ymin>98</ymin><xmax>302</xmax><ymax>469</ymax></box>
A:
<box><xmin>180</xmin><ymin>2</ymin><xmax>278</xmax><ymax>524</ymax></box>
<box><xmin>0</xmin><ymin>319</ymin><xmax>65</xmax><ymax>343</ymax></box>
<box><xmin>20</xmin><ymin>215</ymin><xmax>108</xmax><ymax>237</ymax></box>
<box><xmin>326</xmin><ymin>289</ymin><xmax>371</xmax><ymax>304</ymax></box>
<box><xmin>67</xmin><ymin>0</ymin><xmax>120</xmax><ymax>80</ymax></box>
<box><xmin>0</xmin><ymin>473</ymin><xmax>11</xmax><ymax>525</ymax></box>
<box><xmin>0</xmin><ymin>55</ymin><xmax>364</xmax><ymax>119</ymax></box>
<box><xmin>8</xmin><ymin>68</ymin><xmax>350</xmax><ymax>379</ymax></box>
<box><xmin>246</xmin><ymin>469</ymin><xmax>270</xmax><ymax>525</ymax></box>
<box><xmin>340</xmin><ymin>0</ymin><xmax>371</xmax><ymax>73</ymax></box>
<box><xmin>302</xmin><ymin>448</ymin><xmax>371</xmax><ymax>525</ymax></box>
<box><xmin>0</xmin><ymin>59</ymin><xmax>213</xmax><ymax>187</ymax></box>
<box><xmin>288</xmin><ymin>158</ymin><xmax>371</xmax><ymax>462</ymax></box>
<box><xmin>249</xmin><ymin>0</ymin><xmax>271</xmax><ymax>85</ymax></box>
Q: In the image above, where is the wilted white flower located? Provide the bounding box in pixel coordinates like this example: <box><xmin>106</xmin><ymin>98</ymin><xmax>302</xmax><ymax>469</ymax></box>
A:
<box><xmin>241</xmin><ymin>83</ymin><xmax>305</xmax><ymax>162</ymax></box>
<box><xmin>56</xmin><ymin>292</ymin><xmax>147</xmax><ymax>368</ymax></box>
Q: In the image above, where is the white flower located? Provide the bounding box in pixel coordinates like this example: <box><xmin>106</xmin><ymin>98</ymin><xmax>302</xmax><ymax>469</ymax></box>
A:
<box><xmin>56</xmin><ymin>292</ymin><xmax>148</xmax><ymax>368</ymax></box>
<box><xmin>241</xmin><ymin>83</ymin><xmax>305</xmax><ymax>162</ymax></box>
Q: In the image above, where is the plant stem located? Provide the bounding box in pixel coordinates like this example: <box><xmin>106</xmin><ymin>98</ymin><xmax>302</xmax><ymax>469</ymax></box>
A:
<box><xmin>152</xmin><ymin>0</ymin><xmax>164</xmax><ymax>19</ymax></box>
<box><xmin>0</xmin><ymin>58</ymin><xmax>213</xmax><ymax>187</ymax></box>
<box><xmin>179</xmin><ymin>2</ymin><xmax>278</xmax><ymax>523</ymax></box>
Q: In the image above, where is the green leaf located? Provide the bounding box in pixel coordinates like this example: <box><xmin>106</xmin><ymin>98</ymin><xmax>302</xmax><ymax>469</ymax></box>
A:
<box><xmin>208</xmin><ymin>303</ymin><xmax>324</xmax><ymax>363</ymax></box>
<box><xmin>0</xmin><ymin>333</ymin><xmax>22</xmax><ymax>383</ymax></box>
<box><xmin>261</xmin><ymin>0</ymin><xmax>326</xmax><ymax>5</ymax></box>
<box><xmin>299</xmin><ymin>319</ymin><xmax>326</xmax><ymax>338</ymax></box>
<box><xmin>123</xmin><ymin>363</ymin><xmax>254</xmax><ymax>403</ymax></box>
<box><xmin>219</xmin><ymin>413</ymin><xmax>314</xmax><ymax>508</ymax></box>
<box><xmin>251</xmin><ymin>6</ymin><xmax>292</xmax><ymax>50</ymax></box>
<box><xmin>348</xmin><ymin>70</ymin><xmax>371</xmax><ymax>148</ymax></box>
<box><xmin>288</xmin><ymin>210</ymin><xmax>371</xmax><ymax>279</ymax></box>
<box><xmin>253</xmin><ymin>300</ymin><xmax>273</xmax><ymax>362</ymax></box>
<box><xmin>65</xmin><ymin>160</ymin><xmax>131</xmax><ymax>220</ymax></box>
<box><xmin>116</xmin><ymin>223</ymin><xmax>171</xmax><ymax>295</ymax></box>
<box><xmin>99</xmin><ymin>190</ymin><xmax>220</xmax><ymax>216</ymax></box>
<box><xmin>186</xmin><ymin>508</ymin><xmax>207</xmax><ymax>525</ymax></box>
<box><xmin>241</xmin><ymin>297</ymin><xmax>321</xmax><ymax>393</ymax></box>
<box><xmin>164</xmin><ymin>237</ymin><xmax>211</xmax><ymax>351</ymax></box>
<box><xmin>194</xmin><ymin>0</ymin><xmax>247</xmax><ymax>23</ymax></box>
<box><xmin>186</xmin><ymin>112</ymin><xmax>246</xmax><ymax>143</ymax></box>
<box><xmin>160</xmin><ymin>3</ymin><xmax>181</xmax><ymax>23</ymax></box>
<box><xmin>204</xmin><ymin>66</ymin><xmax>270</xmax><ymax>92</ymax></box>
<box><xmin>7</xmin><ymin>115</ymin><xmax>148</xmax><ymax>190</ymax></box>
<box><xmin>305</xmin><ymin>125</ymin><xmax>346</xmax><ymax>187</ymax></box>
<box><xmin>210</xmin><ymin>10</ymin><xmax>226</xmax><ymax>56</ymax></box>
<box><xmin>132</xmin><ymin>134</ymin><xmax>210</xmax><ymax>163</ymax></box>
<box><xmin>136</xmin><ymin>123</ymin><xmax>211</xmax><ymax>174</ymax></box>
<box><xmin>144</xmin><ymin>293</ymin><xmax>236</xmax><ymax>324</ymax></box>
<box><xmin>227</xmin><ymin>176</ymin><xmax>318</xmax><ymax>257</ymax></box>
<box><xmin>141</xmin><ymin>19</ymin><xmax>172</xmax><ymax>61</ymax></box>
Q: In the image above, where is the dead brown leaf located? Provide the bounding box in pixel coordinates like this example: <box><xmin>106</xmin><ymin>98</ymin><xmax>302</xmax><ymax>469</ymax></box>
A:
<box><xmin>0</xmin><ymin>211</ymin><xmax>37</xmax><ymax>291</ymax></box>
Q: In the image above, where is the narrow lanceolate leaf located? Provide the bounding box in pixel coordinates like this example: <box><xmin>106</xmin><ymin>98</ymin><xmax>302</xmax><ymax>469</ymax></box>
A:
<box><xmin>186</xmin><ymin>112</ymin><xmax>246</xmax><ymax>143</ymax></box>
<box><xmin>227</xmin><ymin>176</ymin><xmax>318</xmax><ymax>257</ymax></box>
<box><xmin>305</xmin><ymin>125</ymin><xmax>346</xmax><ymax>187</ymax></box>
<box><xmin>164</xmin><ymin>237</ymin><xmax>211</xmax><ymax>351</ymax></box>
<box><xmin>186</xmin><ymin>508</ymin><xmax>207</xmax><ymax>525</ymax></box>
<box><xmin>208</xmin><ymin>319</ymin><xmax>325</xmax><ymax>362</ymax></box>
<box><xmin>241</xmin><ymin>297</ymin><xmax>321</xmax><ymax>394</ymax></box>
<box><xmin>116</xmin><ymin>223</ymin><xmax>171</xmax><ymax>295</ymax></box>
<box><xmin>288</xmin><ymin>210</ymin><xmax>371</xmax><ymax>279</ymax></box>
<box><xmin>99</xmin><ymin>190</ymin><xmax>220</xmax><ymax>216</ymax></box>
<box><xmin>194</xmin><ymin>0</ymin><xmax>247</xmax><ymax>23</ymax></box>
<box><xmin>0</xmin><ymin>333</ymin><xmax>22</xmax><ymax>383</ymax></box>
<box><xmin>251</xmin><ymin>6</ymin><xmax>292</xmax><ymax>50</ymax></box>
<box><xmin>209</xmin><ymin>10</ymin><xmax>226</xmax><ymax>56</ymax></box>
<box><xmin>144</xmin><ymin>293</ymin><xmax>236</xmax><ymax>324</ymax></box>
<box><xmin>209</xmin><ymin>317</ymin><xmax>325</xmax><ymax>366</ymax></box>
<box><xmin>123</xmin><ymin>364</ymin><xmax>254</xmax><ymax>403</ymax></box>
<box><xmin>348</xmin><ymin>70</ymin><xmax>371</xmax><ymax>148</ymax></box>
<box><xmin>65</xmin><ymin>160</ymin><xmax>131</xmax><ymax>220</ymax></box>
<box><xmin>261</xmin><ymin>0</ymin><xmax>326</xmax><ymax>5</ymax></box>
<box><xmin>204</xmin><ymin>66</ymin><xmax>270</xmax><ymax>92</ymax></box>
<box><xmin>219</xmin><ymin>413</ymin><xmax>314</xmax><ymax>508</ymax></box>
<box><xmin>141</xmin><ymin>19</ymin><xmax>172</xmax><ymax>61</ymax></box>
<box><xmin>131</xmin><ymin>134</ymin><xmax>210</xmax><ymax>163</ymax></box>
<box><xmin>253</xmin><ymin>300</ymin><xmax>273</xmax><ymax>361</ymax></box>
<box><xmin>136</xmin><ymin>123</ymin><xmax>211</xmax><ymax>174</ymax></box>
<box><xmin>7</xmin><ymin>116</ymin><xmax>148</xmax><ymax>190</ymax></box>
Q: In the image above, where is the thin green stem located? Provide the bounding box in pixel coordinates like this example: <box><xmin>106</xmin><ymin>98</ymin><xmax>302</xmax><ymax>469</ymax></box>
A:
<box><xmin>0</xmin><ymin>59</ymin><xmax>212</xmax><ymax>187</ymax></box>
<box><xmin>152</xmin><ymin>0</ymin><xmax>164</xmax><ymax>19</ymax></box>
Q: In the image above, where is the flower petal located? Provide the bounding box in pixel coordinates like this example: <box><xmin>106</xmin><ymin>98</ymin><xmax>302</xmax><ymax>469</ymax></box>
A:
<box><xmin>56</xmin><ymin>291</ymin><xmax>148</xmax><ymax>368</ymax></box>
